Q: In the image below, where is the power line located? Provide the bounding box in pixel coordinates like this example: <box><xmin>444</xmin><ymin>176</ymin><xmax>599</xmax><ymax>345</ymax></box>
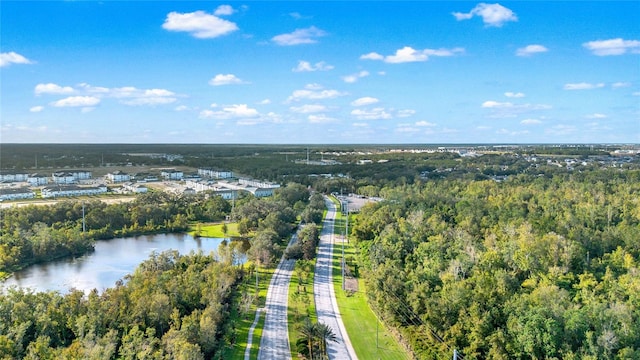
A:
<box><xmin>373</xmin><ymin>282</ymin><xmax>466</xmax><ymax>360</ymax></box>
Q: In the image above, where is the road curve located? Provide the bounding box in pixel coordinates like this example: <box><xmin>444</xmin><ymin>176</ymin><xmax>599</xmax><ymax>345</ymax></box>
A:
<box><xmin>314</xmin><ymin>198</ymin><xmax>358</xmax><ymax>359</ymax></box>
<box><xmin>255</xmin><ymin>231</ymin><xmax>298</xmax><ymax>360</ymax></box>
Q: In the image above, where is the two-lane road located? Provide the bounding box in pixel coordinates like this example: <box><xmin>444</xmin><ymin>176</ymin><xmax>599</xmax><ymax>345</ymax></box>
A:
<box><xmin>314</xmin><ymin>198</ymin><xmax>357</xmax><ymax>359</ymax></box>
<box><xmin>255</xmin><ymin>230</ymin><xmax>299</xmax><ymax>360</ymax></box>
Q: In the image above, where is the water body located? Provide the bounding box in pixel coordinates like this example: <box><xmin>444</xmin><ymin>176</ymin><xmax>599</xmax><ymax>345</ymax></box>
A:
<box><xmin>2</xmin><ymin>233</ymin><xmax>245</xmax><ymax>294</ymax></box>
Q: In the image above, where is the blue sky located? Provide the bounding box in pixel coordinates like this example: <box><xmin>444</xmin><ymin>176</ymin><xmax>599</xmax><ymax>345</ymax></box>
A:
<box><xmin>1</xmin><ymin>1</ymin><xmax>639</xmax><ymax>144</ymax></box>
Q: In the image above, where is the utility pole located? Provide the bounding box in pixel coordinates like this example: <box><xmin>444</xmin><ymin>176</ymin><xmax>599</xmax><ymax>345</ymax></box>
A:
<box><xmin>453</xmin><ymin>349</ymin><xmax>458</xmax><ymax>360</ymax></box>
<box><xmin>342</xmin><ymin>201</ymin><xmax>347</xmax><ymax>290</ymax></box>
<box><xmin>82</xmin><ymin>202</ymin><xmax>86</xmax><ymax>236</ymax></box>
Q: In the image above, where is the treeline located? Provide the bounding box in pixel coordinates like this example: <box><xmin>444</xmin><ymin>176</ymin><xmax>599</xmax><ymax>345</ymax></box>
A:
<box><xmin>352</xmin><ymin>171</ymin><xmax>640</xmax><ymax>359</ymax></box>
<box><xmin>0</xmin><ymin>191</ymin><xmax>231</xmax><ymax>274</ymax></box>
<box><xmin>0</xmin><ymin>250</ymin><xmax>244</xmax><ymax>359</ymax></box>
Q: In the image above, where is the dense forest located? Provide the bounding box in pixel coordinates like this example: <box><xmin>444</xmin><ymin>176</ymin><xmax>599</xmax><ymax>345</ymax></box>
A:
<box><xmin>352</xmin><ymin>170</ymin><xmax>640</xmax><ymax>359</ymax></box>
<box><xmin>0</xmin><ymin>251</ymin><xmax>244</xmax><ymax>359</ymax></box>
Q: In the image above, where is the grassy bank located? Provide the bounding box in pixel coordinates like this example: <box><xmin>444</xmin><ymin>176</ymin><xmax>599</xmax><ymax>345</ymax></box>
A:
<box><xmin>188</xmin><ymin>222</ymin><xmax>240</xmax><ymax>238</ymax></box>
<box><xmin>224</xmin><ymin>265</ymin><xmax>275</xmax><ymax>360</ymax></box>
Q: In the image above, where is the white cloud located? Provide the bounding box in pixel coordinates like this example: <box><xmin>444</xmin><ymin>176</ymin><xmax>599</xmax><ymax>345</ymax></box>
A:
<box><xmin>287</xmin><ymin>88</ymin><xmax>347</xmax><ymax>102</ymax></box>
<box><xmin>586</xmin><ymin>113</ymin><xmax>607</xmax><ymax>119</ymax></box>
<box><xmin>360</xmin><ymin>52</ymin><xmax>384</xmax><ymax>61</ymax></box>
<box><xmin>520</xmin><ymin>119</ymin><xmax>542</xmax><ymax>125</ymax></box>
<box><xmin>504</xmin><ymin>91</ymin><xmax>525</xmax><ymax>98</ymax></box>
<box><xmin>51</xmin><ymin>96</ymin><xmax>101</xmax><ymax>107</ymax></box>
<box><xmin>109</xmin><ymin>87</ymin><xmax>177</xmax><ymax>105</ymax></box>
<box><xmin>271</xmin><ymin>26</ymin><xmax>327</xmax><ymax>46</ymax></box>
<box><xmin>214</xmin><ymin>5</ymin><xmax>235</xmax><ymax>16</ymax></box>
<box><xmin>352</xmin><ymin>122</ymin><xmax>369</xmax><ymax>128</ymax></box>
<box><xmin>633</xmin><ymin>92</ymin><xmax>640</xmax><ymax>96</ymax></box>
<box><xmin>351</xmin><ymin>107</ymin><xmax>392</xmax><ymax>120</ymax></box>
<box><xmin>482</xmin><ymin>100</ymin><xmax>512</xmax><ymax>108</ymax></box>
<box><xmin>611</xmin><ymin>82</ymin><xmax>631</xmax><ymax>89</ymax></box>
<box><xmin>342</xmin><ymin>71</ymin><xmax>370</xmax><ymax>83</ymax></box>
<box><xmin>29</xmin><ymin>106</ymin><xmax>44</xmax><ymax>113</ymax></box>
<box><xmin>351</xmin><ymin>97</ymin><xmax>379</xmax><ymax>107</ymax></box>
<box><xmin>583</xmin><ymin>38</ymin><xmax>640</xmax><ymax>56</ymax></box>
<box><xmin>397</xmin><ymin>109</ymin><xmax>416</xmax><ymax>118</ymax></box>
<box><xmin>308</xmin><ymin>114</ymin><xmax>338</xmax><ymax>123</ymax></box>
<box><xmin>415</xmin><ymin>120</ymin><xmax>437</xmax><ymax>127</ymax></box>
<box><xmin>452</xmin><ymin>3</ymin><xmax>518</xmax><ymax>27</ymax></box>
<box><xmin>35</xmin><ymin>83</ymin><xmax>75</xmax><ymax>95</ymax></box>
<box><xmin>175</xmin><ymin>105</ymin><xmax>189</xmax><ymax>111</ymax></box>
<box><xmin>81</xmin><ymin>107</ymin><xmax>96</xmax><ymax>113</ymax></box>
<box><xmin>0</xmin><ymin>51</ymin><xmax>33</xmax><ymax>67</ymax></box>
<box><xmin>292</xmin><ymin>60</ymin><xmax>334</xmax><ymax>72</ymax></box>
<box><xmin>516</xmin><ymin>44</ymin><xmax>548</xmax><ymax>57</ymax></box>
<box><xmin>121</xmin><ymin>97</ymin><xmax>177</xmax><ymax>106</ymax></box>
<box><xmin>563</xmin><ymin>82</ymin><xmax>605</xmax><ymax>90</ymax></box>
<box><xmin>200</xmin><ymin>104</ymin><xmax>259</xmax><ymax>119</ymax></box>
<box><xmin>258</xmin><ymin>99</ymin><xmax>271</xmax><ymax>105</ymax></box>
<box><xmin>290</xmin><ymin>104</ymin><xmax>327</xmax><ymax>113</ymax></box>
<box><xmin>362</xmin><ymin>46</ymin><xmax>464</xmax><ymax>64</ymax></box>
<box><xmin>304</xmin><ymin>83</ymin><xmax>324</xmax><ymax>90</ymax></box>
<box><xmin>481</xmin><ymin>100</ymin><xmax>551</xmax><ymax>118</ymax></box>
<box><xmin>209</xmin><ymin>74</ymin><xmax>246</xmax><ymax>86</ymax></box>
<box><xmin>162</xmin><ymin>10</ymin><xmax>238</xmax><ymax>39</ymax></box>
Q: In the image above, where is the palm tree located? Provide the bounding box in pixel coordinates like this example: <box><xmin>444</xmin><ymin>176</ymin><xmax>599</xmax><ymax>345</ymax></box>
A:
<box><xmin>315</xmin><ymin>322</ymin><xmax>338</xmax><ymax>359</ymax></box>
<box><xmin>298</xmin><ymin>318</ymin><xmax>318</xmax><ymax>360</ymax></box>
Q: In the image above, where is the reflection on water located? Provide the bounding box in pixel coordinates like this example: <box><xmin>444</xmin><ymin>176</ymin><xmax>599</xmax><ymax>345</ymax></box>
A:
<box><xmin>2</xmin><ymin>233</ymin><xmax>246</xmax><ymax>294</ymax></box>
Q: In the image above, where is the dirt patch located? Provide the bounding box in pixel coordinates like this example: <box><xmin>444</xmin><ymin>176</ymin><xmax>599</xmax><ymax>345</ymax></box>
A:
<box><xmin>344</xmin><ymin>277</ymin><xmax>359</xmax><ymax>292</ymax></box>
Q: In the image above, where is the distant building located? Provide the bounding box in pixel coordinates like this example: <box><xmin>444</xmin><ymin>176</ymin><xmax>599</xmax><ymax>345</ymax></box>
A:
<box><xmin>42</xmin><ymin>184</ymin><xmax>107</xmax><ymax>198</ymax></box>
<box><xmin>0</xmin><ymin>187</ymin><xmax>35</xmax><ymax>201</ymax></box>
<box><xmin>68</xmin><ymin>170</ymin><xmax>92</xmax><ymax>180</ymax></box>
<box><xmin>198</xmin><ymin>168</ymin><xmax>234</xmax><ymax>179</ymax></box>
<box><xmin>106</xmin><ymin>170</ymin><xmax>131</xmax><ymax>183</ymax></box>
<box><xmin>27</xmin><ymin>173</ymin><xmax>49</xmax><ymax>186</ymax></box>
<box><xmin>123</xmin><ymin>183</ymin><xmax>148</xmax><ymax>193</ymax></box>
<box><xmin>161</xmin><ymin>169</ymin><xmax>183</xmax><ymax>180</ymax></box>
<box><xmin>183</xmin><ymin>187</ymin><xmax>196</xmax><ymax>195</ymax></box>
<box><xmin>52</xmin><ymin>172</ymin><xmax>76</xmax><ymax>184</ymax></box>
<box><xmin>184</xmin><ymin>178</ymin><xmax>279</xmax><ymax>198</ymax></box>
<box><xmin>0</xmin><ymin>171</ymin><xmax>29</xmax><ymax>183</ymax></box>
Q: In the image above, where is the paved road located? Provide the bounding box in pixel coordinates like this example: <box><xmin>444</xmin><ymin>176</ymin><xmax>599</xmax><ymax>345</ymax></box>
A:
<box><xmin>314</xmin><ymin>198</ymin><xmax>358</xmax><ymax>359</ymax></box>
<box><xmin>255</xmin><ymin>231</ymin><xmax>299</xmax><ymax>360</ymax></box>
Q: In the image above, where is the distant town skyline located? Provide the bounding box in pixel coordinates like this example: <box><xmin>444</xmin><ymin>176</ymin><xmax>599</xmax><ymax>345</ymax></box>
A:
<box><xmin>1</xmin><ymin>1</ymin><xmax>639</xmax><ymax>144</ymax></box>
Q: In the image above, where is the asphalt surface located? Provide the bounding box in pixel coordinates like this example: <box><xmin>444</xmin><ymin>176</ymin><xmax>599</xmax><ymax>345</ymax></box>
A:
<box><xmin>255</xmin><ymin>232</ymin><xmax>298</xmax><ymax>360</ymax></box>
<box><xmin>314</xmin><ymin>198</ymin><xmax>358</xmax><ymax>359</ymax></box>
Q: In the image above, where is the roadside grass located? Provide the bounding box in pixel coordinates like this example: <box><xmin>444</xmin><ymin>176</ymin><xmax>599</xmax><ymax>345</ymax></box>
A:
<box><xmin>287</xmin><ymin>260</ymin><xmax>317</xmax><ymax>355</ymax></box>
<box><xmin>225</xmin><ymin>265</ymin><xmax>275</xmax><ymax>360</ymax></box>
<box><xmin>330</xmin><ymin>203</ymin><xmax>410</xmax><ymax>360</ymax></box>
<box><xmin>187</xmin><ymin>222</ymin><xmax>240</xmax><ymax>238</ymax></box>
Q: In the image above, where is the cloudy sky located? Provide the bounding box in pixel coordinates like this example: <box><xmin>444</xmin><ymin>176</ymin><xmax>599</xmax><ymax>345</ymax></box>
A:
<box><xmin>2</xmin><ymin>1</ymin><xmax>638</xmax><ymax>144</ymax></box>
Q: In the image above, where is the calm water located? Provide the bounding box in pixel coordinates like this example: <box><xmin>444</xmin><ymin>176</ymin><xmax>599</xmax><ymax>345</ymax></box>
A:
<box><xmin>2</xmin><ymin>233</ymin><xmax>244</xmax><ymax>294</ymax></box>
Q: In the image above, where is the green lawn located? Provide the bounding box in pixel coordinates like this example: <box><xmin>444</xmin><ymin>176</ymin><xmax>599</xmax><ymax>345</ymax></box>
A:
<box><xmin>225</xmin><ymin>266</ymin><xmax>275</xmax><ymax>360</ymax></box>
<box><xmin>187</xmin><ymin>222</ymin><xmax>240</xmax><ymax>238</ymax></box>
<box><xmin>330</xmin><ymin>198</ymin><xmax>411</xmax><ymax>360</ymax></box>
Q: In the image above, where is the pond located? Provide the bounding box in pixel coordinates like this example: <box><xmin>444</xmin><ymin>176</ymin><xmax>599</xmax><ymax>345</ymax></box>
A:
<box><xmin>1</xmin><ymin>233</ymin><xmax>246</xmax><ymax>294</ymax></box>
